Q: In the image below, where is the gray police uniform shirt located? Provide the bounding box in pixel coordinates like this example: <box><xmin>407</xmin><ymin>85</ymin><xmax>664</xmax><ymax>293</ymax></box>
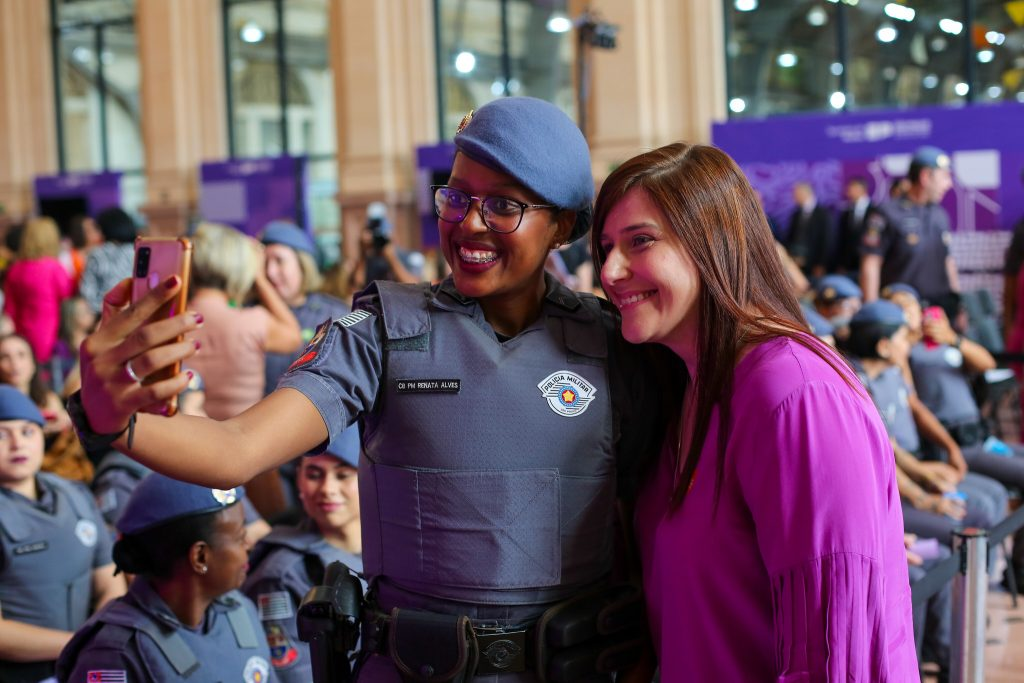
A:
<box><xmin>277</xmin><ymin>275</ymin><xmax>657</xmax><ymax>613</ymax></box>
<box><xmin>859</xmin><ymin>364</ymin><xmax>921</xmax><ymax>454</ymax></box>
<box><xmin>909</xmin><ymin>342</ymin><xmax>980</xmax><ymax>428</ymax></box>
<box><xmin>57</xmin><ymin>578</ymin><xmax>276</xmax><ymax>683</ymax></box>
<box><xmin>0</xmin><ymin>472</ymin><xmax>112</xmax><ymax>679</ymax></box>
<box><xmin>861</xmin><ymin>199</ymin><xmax>954</xmax><ymax>302</ymax></box>
<box><xmin>91</xmin><ymin>450</ymin><xmax>264</xmax><ymax>532</ymax></box>
<box><xmin>242</xmin><ymin>524</ymin><xmax>363</xmax><ymax>682</ymax></box>
<box><xmin>264</xmin><ymin>292</ymin><xmax>351</xmax><ymax>396</ymax></box>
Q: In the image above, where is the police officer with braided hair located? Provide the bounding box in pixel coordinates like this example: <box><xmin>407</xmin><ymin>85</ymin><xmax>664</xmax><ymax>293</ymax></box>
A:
<box><xmin>70</xmin><ymin>96</ymin><xmax>667</xmax><ymax>682</ymax></box>
<box><xmin>0</xmin><ymin>386</ymin><xmax>125</xmax><ymax>682</ymax></box>
<box><xmin>57</xmin><ymin>473</ymin><xmax>276</xmax><ymax>682</ymax></box>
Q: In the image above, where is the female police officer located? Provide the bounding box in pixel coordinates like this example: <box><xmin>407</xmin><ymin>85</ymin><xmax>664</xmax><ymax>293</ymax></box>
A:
<box><xmin>57</xmin><ymin>473</ymin><xmax>275</xmax><ymax>682</ymax></box>
<box><xmin>70</xmin><ymin>97</ymin><xmax>662</xmax><ymax>681</ymax></box>
<box><xmin>0</xmin><ymin>385</ymin><xmax>124</xmax><ymax>683</ymax></box>
<box><xmin>243</xmin><ymin>427</ymin><xmax>363</xmax><ymax>682</ymax></box>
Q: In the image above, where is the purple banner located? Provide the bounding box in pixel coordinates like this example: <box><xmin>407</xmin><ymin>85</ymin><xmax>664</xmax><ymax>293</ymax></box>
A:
<box><xmin>712</xmin><ymin>103</ymin><xmax>1024</xmax><ymax>234</ymax></box>
<box><xmin>415</xmin><ymin>143</ymin><xmax>457</xmax><ymax>248</ymax></box>
<box><xmin>34</xmin><ymin>171</ymin><xmax>122</xmax><ymax>216</ymax></box>
<box><xmin>199</xmin><ymin>156</ymin><xmax>309</xmax><ymax>237</ymax></box>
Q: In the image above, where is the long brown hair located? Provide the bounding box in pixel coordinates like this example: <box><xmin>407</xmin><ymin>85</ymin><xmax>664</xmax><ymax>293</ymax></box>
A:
<box><xmin>592</xmin><ymin>142</ymin><xmax>855</xmax><ymax>509</ymax></box>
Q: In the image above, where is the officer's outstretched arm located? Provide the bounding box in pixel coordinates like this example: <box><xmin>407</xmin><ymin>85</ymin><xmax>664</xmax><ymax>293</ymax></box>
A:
<box><xmin>0</xmin><ymin>617</ymin><xmax>72</xmax><ymax>662</ymax></box>
<box><xmin>77</xmin><ymin>278</ymin><xmax>329</xmax><ymax>489</ymax></box>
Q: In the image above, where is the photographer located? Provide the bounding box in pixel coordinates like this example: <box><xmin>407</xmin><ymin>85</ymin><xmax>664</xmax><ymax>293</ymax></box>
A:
<box><xmin>357</xmin><ymin>202</ymin><xmax>423</xmax><ymax>286</ymax></box>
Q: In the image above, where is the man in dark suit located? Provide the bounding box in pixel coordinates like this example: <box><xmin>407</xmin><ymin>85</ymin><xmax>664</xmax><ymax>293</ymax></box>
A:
<box><xmin>836</xmin><ymin>176</ymin><xmax>873</xmax><ymax>275</ymax></box>
<box><xmin>785</xmin><ymin>182</ymin><xmax>833</xmax><ymax>279</ymax></box>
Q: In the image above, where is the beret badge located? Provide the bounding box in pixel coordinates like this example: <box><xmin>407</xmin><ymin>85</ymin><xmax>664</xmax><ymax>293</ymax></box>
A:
<box><xmin>456</xmin><ymin>109</ymin><xmax>475</xmax><ymax>134</ymax></box>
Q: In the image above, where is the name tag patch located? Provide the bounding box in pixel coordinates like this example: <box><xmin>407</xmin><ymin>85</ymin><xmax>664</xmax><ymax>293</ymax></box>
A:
<box><xmin>537</xmin><ymin>371</ymin><xmax>596</xmax><ymax>417</ymax></box>
<box><xmin>13</xmin><ymin>541</ymin><xmax>48</xmax><ymax>556</ymax></box>
<box><xmin>396</xmin><ymin>378</ymin><xmax>461</xmax><ymax>394</ymax></box>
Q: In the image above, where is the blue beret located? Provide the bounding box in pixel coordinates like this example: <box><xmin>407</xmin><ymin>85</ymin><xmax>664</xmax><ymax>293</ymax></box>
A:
<box><xmin>454</xmin><ymin>97</ymin><xmax>594</xmax><ymax>242</ymax></box>
<box><xmin>320</xmin><ymin>424</ymin><xmax>360</xmax><ymax>469</ymax></box>
<box><xmin>815</xmin><ymin>275</ymin><xmax>862</xmax><ymax>303</ymax></box>
<box><xmin>801</xmin><ymin>305</ymin><xmax>835</xmax><ymax>338</ymax></box>
<box><xmin>880</xmin><ymin>282</ymin><xmax>921</xmax><ymax>303</ymax></box>
<box><xmin>851</xmin><ymin>300</ymin><xmax>907</xmax><ymax>327</ymax></box>
<box><xmin>911</xmin><ymin>146</ymin><xmax>951</xmax><ymax>170</ymax></box>
<box><xmin>118</xmin><ymin>472</ymin><xmax>242</xmax><ymax>535</ymax></box>
<box><xmin>0</xmin><ymin>386</ymin><xmax>44</xmax><ymax>426</ymax></box>
<box><xmin>261</xmin><ymin>221</ymin><xmax>316</xmax><ymax>256</ymax></box>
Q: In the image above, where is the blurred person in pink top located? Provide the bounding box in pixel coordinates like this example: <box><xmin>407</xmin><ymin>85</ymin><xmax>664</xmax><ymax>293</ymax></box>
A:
<box><xmin>186</xmin><ymin>222</ymin><xmax>301</xmax><ymax>518</ymax></box>
<box><xmin>3</xmin><ymin>217</ymin><xmax>74</xmax><ymax>364</ymax></box>
<box><xmin>594</xmin><ymin>143</ymin><xmax>918</xmax><ymax>682</ymax></box>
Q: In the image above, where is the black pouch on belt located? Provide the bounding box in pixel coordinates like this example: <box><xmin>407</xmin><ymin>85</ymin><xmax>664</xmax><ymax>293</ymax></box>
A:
<box><xmin>388</xmin><ymin>608</ymin><xmax>479</xmax><ymax>683</ymax></box>
<box><xmin>533</xmin><ymin>584</ymin><xmax>649</xmax><ymax>682</ymax></box>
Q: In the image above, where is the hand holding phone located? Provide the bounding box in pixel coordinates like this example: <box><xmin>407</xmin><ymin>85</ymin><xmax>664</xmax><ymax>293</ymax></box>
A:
<box><xmin>130</xmin><ymin>237</ymin><xmax>193</xmax><ymax>415</ymax></box>
<box><xmin>922</xmin><ymin>305</ymin><xmax>944</xmax><ymax>349</ymax></box>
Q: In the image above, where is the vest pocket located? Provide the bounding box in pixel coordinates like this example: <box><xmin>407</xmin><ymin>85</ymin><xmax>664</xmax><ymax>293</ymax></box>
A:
<box><xmin>375</xmin><ymin>464</ymin><xmax>561</xmax><ymax>589</ymax></box>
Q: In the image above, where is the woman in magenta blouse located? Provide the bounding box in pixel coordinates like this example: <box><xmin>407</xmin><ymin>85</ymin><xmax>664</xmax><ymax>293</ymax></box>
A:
<box><xmin>594</xmin><ymin>143</ymin><xmax>918</xmax><ymax>682</ymax></box>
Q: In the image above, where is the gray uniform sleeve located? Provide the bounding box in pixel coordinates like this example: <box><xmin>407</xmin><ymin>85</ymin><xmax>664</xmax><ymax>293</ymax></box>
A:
<box><xmin>276</xmin><ymin>308</ymin><xmax>385</xmax><ymax>450</ymax></box>
<box><xmin>64</xmin><ymin>643</ymin><xmax>148</xmax><ymax>682</ymax></box>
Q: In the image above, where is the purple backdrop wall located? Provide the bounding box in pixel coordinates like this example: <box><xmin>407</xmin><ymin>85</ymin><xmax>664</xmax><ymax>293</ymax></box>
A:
<box><xmin>198</xmin><ymin>156</ymin><xmax>310</xmax><ymax>237</ymax></box>
<box><xmin>712</xmin><ymin>103</ymin><xmax>1024</xmax><ymax>234</ymax></box>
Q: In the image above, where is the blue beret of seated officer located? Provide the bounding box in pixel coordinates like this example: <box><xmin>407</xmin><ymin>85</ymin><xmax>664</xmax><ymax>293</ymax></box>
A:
<box><xmin>117</xmin><ymin>473</ymin><xmax>243</xmax><ymax>535</ymax></box>
<box><xmin>454</xmin><ymin>96</ymin><xmax>594</xmax><ymax>243</ymax></box>
<box><xmin>0</xmin><ymin>385</ymin><xmax>45</xmax><ymax>425</ymax></box>
<box><xmin>260</xmin><ymin>220</ymin><xmax>316</xmax><ymax>257</ymax></box>
<box><xmin>850</xmin><ymin>300</ymin><xmax>907</xmax><ymax>328</ymax></box>
<box><xmin>880</xmin><ymin>282</ymin><xmax>921</xmax><ymax>303</ymax></box>
<box><xmin>815</xmin><ymin>275</ymin><xmax>862</xmax><ymax>304</ymax></box>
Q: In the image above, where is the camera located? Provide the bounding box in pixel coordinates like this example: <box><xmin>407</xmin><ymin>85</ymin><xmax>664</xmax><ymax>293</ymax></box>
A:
<box><xmin>135</xmin><ymin>246</ymin><xmax>151</xmax><ymax>278</ymax></box>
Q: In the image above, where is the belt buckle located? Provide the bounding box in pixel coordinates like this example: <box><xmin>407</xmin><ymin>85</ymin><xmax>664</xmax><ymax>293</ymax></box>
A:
<box><xmin>474</xmin><ymin>626</ymin><xmax>528</xmax><ymax>675</ymax></box>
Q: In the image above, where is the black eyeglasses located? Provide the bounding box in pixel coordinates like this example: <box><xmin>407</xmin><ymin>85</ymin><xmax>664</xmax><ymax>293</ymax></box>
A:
<box><xmin>431</xmin><ymin>185</ymin><xmax>556</xmax><ymax>234</ymax></box>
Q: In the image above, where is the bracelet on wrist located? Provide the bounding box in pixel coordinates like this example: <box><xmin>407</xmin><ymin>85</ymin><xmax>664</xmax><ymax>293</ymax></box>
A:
<box><xmin>66</xmin><ymin>391</ymin><xmax>137</xmax><ymax>452</ymax></box>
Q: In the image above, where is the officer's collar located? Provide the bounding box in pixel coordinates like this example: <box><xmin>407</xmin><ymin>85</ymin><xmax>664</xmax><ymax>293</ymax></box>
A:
<box><xmin>130</xmin><ymin>576</ymin><xmax>242</xmax><ymax>629</ymax></box>
<box><xmin>433</xmin><ymin>273</ymin><xmax>594</xmax><ymax>322</ymax></box>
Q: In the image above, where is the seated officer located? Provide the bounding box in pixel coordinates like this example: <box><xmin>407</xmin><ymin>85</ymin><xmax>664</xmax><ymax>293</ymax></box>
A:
<box><xmin>842</xmin><ymin>302</ymin><xmax>1009</xmax><ymax>543</ymax></box>
<box><xmin>801</xmin><ymin>303</ymin><xmax>836</xmax><ymax>347</ymax></box>
<box><xmin>813</xmin><ymin>274</ymin><xmax>863</xmax><ymax>342</ymax></box>
<box><xmin>243</xmin><ymin>428</ymin><xmax>363</xmax><ymax>682</ymax></box>
<box><xmin>57</xmin><ymin>474</ymin><xmax>276</xmax><ymax>682</ymax></box>
<box><xmin>0</xmin><ymin>386</ymin><xmax>125</xmax><ymax>682</ymax></box>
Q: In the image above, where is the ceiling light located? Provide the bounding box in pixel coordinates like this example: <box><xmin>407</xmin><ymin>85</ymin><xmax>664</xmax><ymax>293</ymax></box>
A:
<box><xmin>831</xmin><ymin>62</ymin><xmax>844</xmax><ymax>76</ymax></box>
<box><xmin>734</xmin><ymin>0</ymin><xmax>758</xmax><ymax>11</ymax></box>
<box><xmin>876</xmin><ymin>24</ymin><xmax>898</xmax><ymax>43</ymax></box>
<box><xmin>922</xmin><ymin>73</ymin><xmax>939</xmax><ymax>89</ymax></box>
<box><xmin>830</xmin><ymin>91</ymin><xmax>847</xmax><ymax>109</ymax></box>
<box><xmin>454</xmin><ymin>51</ymin><xmax>476</xmax><ymax>74</ymax></box>
<box><xmin>777</xmin><ymin>52</ymin><xmax>798</xmax><ymax>68</ymax></box>
<box><xmin>987</xmin><ymin>85</ymin><xmax>1002</xmax><ymax>98</ymax></box>
<box><xmin>939</xmin><ymin>18</ymin><xmax>963</xmax><ymax>35</ymax></box>
<box><xmin>807</xmin><ymin>7</ymin><xmax>828</xmax><ymax>26</ymax></box>
<box><xmin>546</xmin><ymin>12</ymin><xmax>573</xmax><ymax>33</ymax></box>
<box><xmin>954</xmin><ymin>82</ymin><xmax>969</xmax><ymax>96</ymax></box>
<box><xmin>884</xmin><ymin>3</ymin><xmax>916</xmax><ymax>22</ymax></box>
<box><xmin>729</xmin><ymin>97</ymin><xmax>747</xmax><ymax>113</ymax></box>
<box><xmin>977</xmin><ymin>50</ymin><xmax>994</xmax><ymax>63</ymax></box>
<box><xmin>986</xmin><ymin>31</ymin><xmax>1006</xmax><ymax>46</ymax></box>
<box><xmin>240</xmin><ymin>21</ymin><xmax>264</xmax><ymax>43</ymax></box>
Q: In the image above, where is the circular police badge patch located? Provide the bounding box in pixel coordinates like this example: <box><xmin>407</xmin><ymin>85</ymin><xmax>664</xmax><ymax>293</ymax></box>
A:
<box><xmin>243</xmin><ymin>656</ymin><xmax>270</xmax><ymax>683</ymax></box>
<box><xmin>211</xmin><ymin>488</ymin><xmax>238</xmax><ymax>505</ymax></box>
<box><xmin>75</xmin><ymin>519</ymin><xmax>98</xmax><ymax>547</ymax></box>
<box><xmin>943</xmin><ymin>347</ymin><xmax>964</xmax><ymax>368</ymax></box>
<box><xmin>537</xmin><ymin>371</ymin><xmax>596</xmax><ymax>418</ymax></box>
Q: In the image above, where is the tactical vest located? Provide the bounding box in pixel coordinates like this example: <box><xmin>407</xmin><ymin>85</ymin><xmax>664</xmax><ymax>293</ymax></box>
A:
<box><xmin>358</xmin><ymin>281</ymin><xmax>616</xmax><ymax>605</ymax></box>
<box><xmin>0</xmin><ymin>473</ymin><xmax>99</xmax><ymax>631</ymax></box>
<box><xmin>909</xmin><ymin>343</ymin><xmax>979</xmax><ymax>426</ymax></box>
<box><xmin>247</xmin><ymin>525</ymin><xmax>364</xmax><ymax>592</ymax></box>
<box><xmin>57</xmin><ymin>587</ymin><xmax>270</xmax><ymax>682</ymax></box>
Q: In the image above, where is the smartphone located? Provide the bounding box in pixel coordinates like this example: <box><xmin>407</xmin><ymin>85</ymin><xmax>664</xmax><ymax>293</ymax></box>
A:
<box><xmin>922</xmin><ymin>305</ymin><xmax>943</xmax><ymax>349</ymax></box>
<box><xmin>131</xmin><ymin>237</ymin><xmax>193</xmax><ymax>415</ymax></box>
